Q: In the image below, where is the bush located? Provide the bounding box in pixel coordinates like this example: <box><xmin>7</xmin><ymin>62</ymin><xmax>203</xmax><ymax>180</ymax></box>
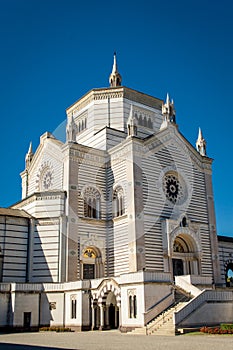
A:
<box><xmin>220</xmin><ymin>324</ymin><xmax>233</xmax><ymax>331</ymax></box>
<box><xmin>39</xmin><ymin>326</ymin><xmax>72</xmax><ymax>332</ymax></box>
<box><xmin>200</xmin><ymin>326</ymin><xmax>233</xmax><ymax>335</ymax></box>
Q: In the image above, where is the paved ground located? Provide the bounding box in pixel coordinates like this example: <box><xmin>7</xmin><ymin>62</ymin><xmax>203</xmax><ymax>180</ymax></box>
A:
<box><xmin>0</xmin><ymin>330</ymin><xmax>232</xmax><ymax>350</ymax></box>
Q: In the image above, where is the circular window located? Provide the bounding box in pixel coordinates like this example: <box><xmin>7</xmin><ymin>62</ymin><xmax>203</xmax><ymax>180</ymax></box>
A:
<box><xmin>163</xmin><ymin>172</ymin><xmax>184</xmax><ymax>204</ymax></box>
<box><xmin>43</xmin><ymin>170</ymin><xmax>53</xmax><ymax>190</ymax></box>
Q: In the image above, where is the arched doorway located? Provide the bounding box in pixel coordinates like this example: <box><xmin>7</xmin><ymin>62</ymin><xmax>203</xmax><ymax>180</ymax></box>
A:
<box><xmin>80</xmin><ymin>246</ymin><xmax>104</xmax><ymax>280</ymax></box>
<box><xmin>91</xmin><ymin>280</ymin><xmax>121</xmax><ymax>330</ymax></box>
<box><xmin>225</xmin><ymin>262</ymin><xmax>233</xmax><ymax>287</ymax></box>
<box><xmin>106</xmin><ymin>292</ymin><xmax>119</xmax><ymax>329</ymax></box>
<box><xmin>172</xmin><ymin>234</ymin><xmax>200</xmax><ymax>277</ymax></box>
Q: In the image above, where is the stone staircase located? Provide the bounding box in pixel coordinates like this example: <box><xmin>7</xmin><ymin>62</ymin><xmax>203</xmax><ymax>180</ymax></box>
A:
<box><xmin>146</xmin><ymin>301</ymin><xmax>188</xmax><ymax>335</ymax></box>
<box><xmin>131</xmin><ymin>286</ymin><xmax>192</xmax><ymax>336</ymax></box>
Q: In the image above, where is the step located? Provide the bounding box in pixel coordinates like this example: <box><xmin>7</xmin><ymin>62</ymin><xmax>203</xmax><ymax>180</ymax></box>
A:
<box><xmin>146</xmin><ymin>301</ymin><xmax>189</xmax><ymax>336</ymax></box>
<box><xmin>130</xmin><ymin>327</ymin><xmax>147</xmax><ymax>335</ymax></box>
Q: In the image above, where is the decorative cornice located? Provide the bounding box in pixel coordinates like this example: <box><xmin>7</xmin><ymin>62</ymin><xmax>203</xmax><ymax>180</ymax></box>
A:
<box><xmin>66</xmin><ymin>87</ymin><xmax>163</xmax><ymax>117</ymax></box>
<box><xmin>12</xmin><ymin>191</ymin><xmax>66</xmax><ymax>209</ymax></box>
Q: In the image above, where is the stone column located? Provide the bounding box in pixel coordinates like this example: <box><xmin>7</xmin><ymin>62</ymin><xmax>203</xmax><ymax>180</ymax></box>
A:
<box><xmin>99</xmin><ymin>304</ymin><xmax>104</xmax><ymax>330</ymax></box>
<box><xmin>105</xmin><ymin>305</ymin><xmax>110</xmax><ymax>329</ymax></box>
<box><xmin>91</xmin><ymin>304</ymin><xmax>95</xmax><ymax>330</ymax></box>
<box><xmin>115</xmin><ymin>306</ymin><xmax>118</xmax><ymax>328</ymax></box>
<box><xmin>117</xmin><ymin>303</ymin><xmax>121</xmax><ymax>329</ymax></box>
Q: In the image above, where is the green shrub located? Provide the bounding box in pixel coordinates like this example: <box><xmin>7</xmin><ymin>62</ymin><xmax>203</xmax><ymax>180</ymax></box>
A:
<box><xmin>220</xmin><ymin>324</ymin><xmax>233</xmax><ymax>331</ymax></box>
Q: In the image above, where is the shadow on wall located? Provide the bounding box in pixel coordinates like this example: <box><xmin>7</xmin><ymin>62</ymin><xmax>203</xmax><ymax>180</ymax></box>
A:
<box><xmin>0</xmin><ymin>344</ymin><xmax>78</xmax><ymax>350</ymax></box>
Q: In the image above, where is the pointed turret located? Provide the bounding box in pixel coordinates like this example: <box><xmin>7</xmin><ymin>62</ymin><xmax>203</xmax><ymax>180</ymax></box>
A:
<box><xmin>109</xmin><ymin>52</ymin><xmax>122</xmax><ymax>87</ymax></box>
<box><xmin>66</xmin><ymin>114</ymin><xmax>78</xmax><ymax>142</ymax></box>
<box><xmin>127</xmin><ymin>105</ymin><xmax>138</xmax><ymax>137</ymax></box>
<box><xmin>196</xmin><ymin>127</ymin><xmax>207</xmax><ymax>156</ymax></box>
<box><xmin>160</xmin><ymin>93</ymin><xmax>176</xmax><ymax>129</ymax></box>
<box><xmin>25</xmin><ymin>142</ymin><xmax>34</xmax><ymax>168</ymax></box>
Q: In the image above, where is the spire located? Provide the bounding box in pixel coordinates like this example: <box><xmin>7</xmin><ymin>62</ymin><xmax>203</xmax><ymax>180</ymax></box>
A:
<box><xmin>109</xmin><ymin>52</ymin><xmax>122</xmax><ymax>87</ymax></box>
<box><xmin>196</xmin><ymin>127</ymin><xmax>207</xmax><ymax>156</ymax></box>
<box><xmin>127</xmin><ymin>105</ymin><xmax>138</xmax><ymax>137</ymax></box>
<box><xmin>160</xmin><ymin>93</ymin><xmax>176</xmax><ymax>130</ymax></box>
<box><xmin>25</xmin><ymin>141</ymin><xmax>34</xmax><ymax>168</ymax></box>
<box><xmin>66</xmin><ymin>113</ymin><xmax>78</xmax><ymax>142</ymax></box>
<box><xmin>166</xmin><ymin>93</ymin><xmax>170</xmax><ymax>106</ymax></box>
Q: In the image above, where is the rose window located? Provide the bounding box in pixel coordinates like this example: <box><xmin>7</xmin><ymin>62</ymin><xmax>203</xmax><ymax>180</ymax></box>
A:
<box><xmin>163</xmin><ymin>173</ymin><xmax>184</xmax><ymax>204</ymax></box>
<box><xmin>43</xmin><ymin>171</ymin><xmax>53</xmax><ymax>190</ymax></box>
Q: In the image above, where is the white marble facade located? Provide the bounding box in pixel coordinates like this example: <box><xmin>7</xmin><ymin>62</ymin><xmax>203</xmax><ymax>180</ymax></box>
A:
<box><xmin>0</xmin><ymin>55</ymin><xmax>233</xmax><ymax>332</ymax></box>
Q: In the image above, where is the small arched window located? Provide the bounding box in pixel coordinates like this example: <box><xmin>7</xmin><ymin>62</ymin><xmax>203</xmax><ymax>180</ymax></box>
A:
<box><xmin>180</xmin><ymin>217</ymin><xmax>188</xmax><ymax>227</ymax></box>
<box><xmin>71</xmin><ymin>295</ymin><xmax>77</xmax><ymax>319</ymax></box>
<box><xmin>143</xmin><ymin>117</ymin><xmax>147</xmax><ymax>127</ymax></box>
<box><xmin>113</xmin><ymin>187</ymin><xmax>125</xmax><ymax>217</ymax></box>
<box><xmin>128</xmin><ymin>290</ymin><xmax>137</xmax><ymax>318</ymax></box>
<box><xmin>148</xmin><ymin>118</ymin><xmax>153</xmax><ymax>129</ymax></box>
<box><xmin>83</xmin><ymin>187</ymin><xmax>101</xmax><ymax>219</ymax></box>
<box><xmin>139</xmin><ymin>115</ymin><xmax>143</xmax><ymax>126</ymax></box>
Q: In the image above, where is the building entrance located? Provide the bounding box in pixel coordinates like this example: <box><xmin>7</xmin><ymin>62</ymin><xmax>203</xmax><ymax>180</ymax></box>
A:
<box><xmin>91</xmin><ymin>290</ymin><xmax>120</xmax><ymax>330</ymax></box>
<box><xmin>173</xmin><ymin>258</ymin><xmax>184</xmax><ymax>276</ymax></box>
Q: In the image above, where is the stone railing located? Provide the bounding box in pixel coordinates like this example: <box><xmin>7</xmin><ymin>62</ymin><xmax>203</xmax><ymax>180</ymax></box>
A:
<box><xmin>144</xmin><ymin>291</ymin><xmax>174</xmax><ymax>326</ymax></box>
<box><xmin>176</xmin><ymin>274</ymin><xmax>213</xmax><ymax>286</ymax></box>
<box><xmin>175</xmin><ymin>276</ymin><xmax>202</xmax><ymax>297</ymax></box>
<box><xmin>0</xmin><ymin>280</ymin><xmax>91</xmax><ymax>293</ymax></box>
<box><xmin>174</xmin><ymin>289</ymin><xmax>233</xmax><ymax>325</ymax></box>
<box><xmin>119</xmin><ymin>271</ymin><xmax>172</xmax><ymax>285</ymax></box>
<box><xmin>11</xmin><ymin>283</ymin><xmax>42</xmax><ymax>292</ymax></box>
<box><xmin>0</xmin><ymin>283</ymin><xmax>11</xmax><ymax>292</ymax></box>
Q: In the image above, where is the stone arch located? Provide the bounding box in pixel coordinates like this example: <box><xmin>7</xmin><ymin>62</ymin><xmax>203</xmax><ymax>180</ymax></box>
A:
<box><xmin>170</xmin><ymin>227</ymin><xmax>201</xmax><ymax>276</ymax></box>
<box><xmin>93</xmin><ymin>279</ymin><xmax>121</xmax><ymax>305</ymax></box>
<box><xmin>170</xmin><ymin>226</ymin><xmax>201</xmax><ymax>254</ymax></box>
<box><xmin>224</xmin><ymin>259</ymin><xmax>233</xmax><ymax>287</ymax></box>
<box><xmin>91</xmin><ymin>279</ymin><xmax>121</xmax><ymax>330</ymax></box>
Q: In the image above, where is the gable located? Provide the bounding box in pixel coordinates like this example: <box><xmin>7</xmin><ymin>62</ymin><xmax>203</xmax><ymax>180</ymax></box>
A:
<box><xmin>26</xmin><ymin>134</ymin><xmax>64</xmax><ymax>196</ymax></box>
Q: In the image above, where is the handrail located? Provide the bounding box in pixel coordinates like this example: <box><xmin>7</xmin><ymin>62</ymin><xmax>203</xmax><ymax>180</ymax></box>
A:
<box><xmin>174</xmin><ymin>289</ymin><xmax>233</xmax><ymax>325</ymax></box>
<box><xmin>146</xmin><ymin>294</ymin><xmax>189</xmax><ymax>333</ymax></box>
<box><xmin>144</xmin><ymin>291</ymin><xmax>174</xmax><ymax>326</ymax></box>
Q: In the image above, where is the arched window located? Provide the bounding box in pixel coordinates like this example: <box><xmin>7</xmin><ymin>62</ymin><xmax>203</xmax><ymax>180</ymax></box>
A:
<box><xmin>113</xmin><ymin>187</ymin><xmax>125</xmax><ymax>217</ymax></box>
<box><xmin>148</xmin><ymin>118</ymin><xmax>153</xmax><ymax>129</ymax></box>
<box><xmin>139</xmin><ymin>115</ymin><xmax>142</xmax><ymax>126</ymax></box>
<box><xmin>71</xmin><ymin>295</ymin><xmax>77</xmax><ymax>319</ymax></box>
<box><xmin>83</xmin><ymin>187</ymin><xmax>101</xmax><ymax>219</ymax></box>
<box><xmin>143</xmin><ymin>117</ymin><xmax>147</xmax><ymax>127</ymax></box>
<box><xmin>128</xmin><ymin>290</ymin><xmax>137</xmax><ymax>318</ymax></box>
<box><xmin>180</xmin><ymin>216</ymin><xmax>188</xmax><ymax>227</ymax></box>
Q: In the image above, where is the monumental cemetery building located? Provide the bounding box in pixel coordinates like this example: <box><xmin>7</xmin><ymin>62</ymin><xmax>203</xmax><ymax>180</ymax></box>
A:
<box><xmin>0</xmin><ymin>55</ymin><xmax>233</xmax><ymax>334</ymax></box>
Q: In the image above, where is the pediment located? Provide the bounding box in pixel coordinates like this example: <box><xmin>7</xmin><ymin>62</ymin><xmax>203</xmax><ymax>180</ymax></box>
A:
<box><xmin>143</xmin><ymin>124</ymin><xmax>212</xmax><ymax>172</ymax></box>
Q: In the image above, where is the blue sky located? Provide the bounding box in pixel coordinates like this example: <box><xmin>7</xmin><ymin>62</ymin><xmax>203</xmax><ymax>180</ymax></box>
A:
<box><xmin>0</xmin><ymin>0</ymin><xmax>232</xmax><ymax>236</ymax></box>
